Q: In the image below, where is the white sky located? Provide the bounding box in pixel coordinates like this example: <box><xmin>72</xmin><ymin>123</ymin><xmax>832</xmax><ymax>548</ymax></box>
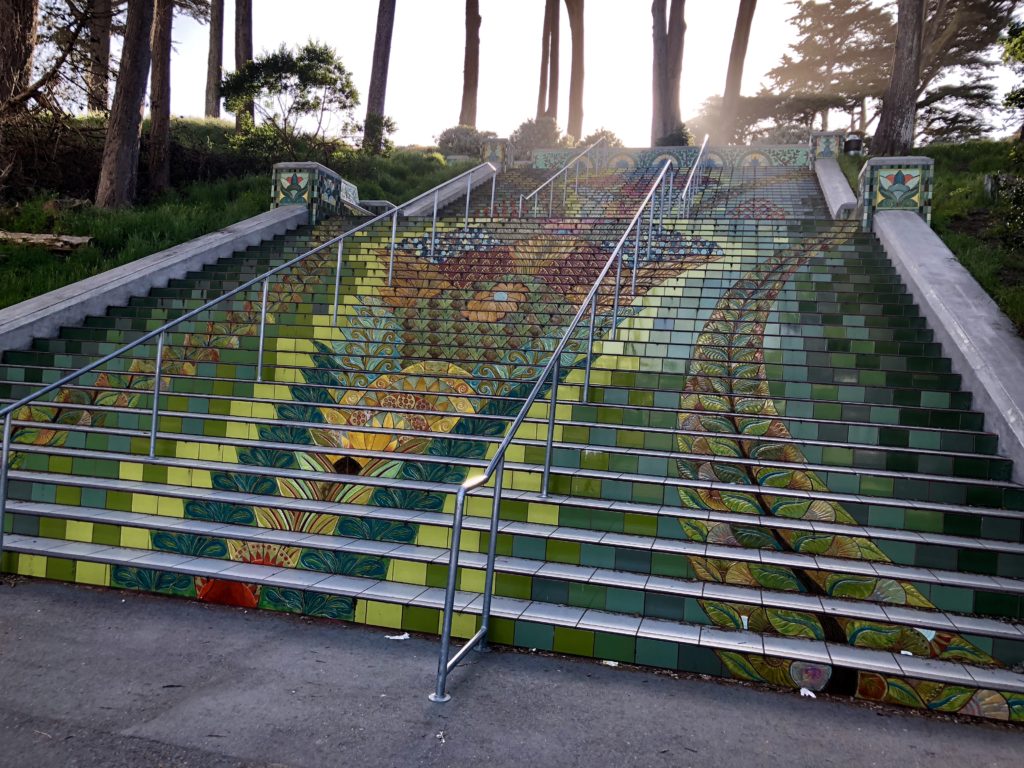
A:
<box><xmin>166</xmin><ymin>0</ymin><xmax>1019</xmax><ymax>146</ymax></box>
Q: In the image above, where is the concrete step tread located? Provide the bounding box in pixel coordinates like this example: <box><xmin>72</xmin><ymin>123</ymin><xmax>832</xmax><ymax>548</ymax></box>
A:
<box><xmin>5</xmin><ymin>533</ymin><xmax>1023</xmax><ymax>695</ymax></box>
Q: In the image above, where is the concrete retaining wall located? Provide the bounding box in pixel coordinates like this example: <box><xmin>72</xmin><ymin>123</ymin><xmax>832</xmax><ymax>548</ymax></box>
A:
<box><xmin>815</xmin><ymin>158</ymin><xmax>857</xmax><ymax>220</ymax></box>
<box><xmin>400</xmin><ymin>165</ymin><xmax>495</xmax><ymax>217</ymax></box>
<box><xmin>875</xmin><ymin>210</ymin><xmax>1024</xmax><ymax>483</ymax></box>
<box><xmin>0</xmin><ymin>205</ymin><xmax>307</xmax><ymax>354</ymax></box>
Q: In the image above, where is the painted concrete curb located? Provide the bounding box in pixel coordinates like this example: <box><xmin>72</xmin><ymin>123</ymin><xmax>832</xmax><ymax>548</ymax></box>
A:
<box><xmin>876</xmin><ymin>210</ymin><xmax>1024</xmax><ymax>484</ymax></box>
<box><xmin>815</xmin><ymin>158</ymin><xmax>856</xmax><ymax>220</ymax></box>
<box><xmin>401</xmin><ymin>165</ymin><xmax>495</xmax><ymax>217</ymax></box>
<box><xmin>0</xmin><ymin>205</ymin><xmax>308</xmax><ymax>354</ymax></box>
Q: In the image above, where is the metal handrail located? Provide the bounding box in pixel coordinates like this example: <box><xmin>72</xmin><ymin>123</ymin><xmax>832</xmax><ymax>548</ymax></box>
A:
<box><xmin>0</xmin><ymin>161</ymin><xmax>499</xmax><ymax>559</ymax></box>
<box><xmin>518</xmin><ymin>137</ymin><xmax>606</xmax><ymax>218</ymax></box>
<box><xmin>429</xmin><ymin>140</ymin><xmax>710</xmax><ymax>701</ymax></box>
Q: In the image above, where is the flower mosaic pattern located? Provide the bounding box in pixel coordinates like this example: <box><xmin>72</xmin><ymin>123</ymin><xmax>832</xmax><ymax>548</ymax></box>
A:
<box><xmin>669</xmin><ymin>224</ymin><xmax>1022</xmax><ymax>719</ymax></box>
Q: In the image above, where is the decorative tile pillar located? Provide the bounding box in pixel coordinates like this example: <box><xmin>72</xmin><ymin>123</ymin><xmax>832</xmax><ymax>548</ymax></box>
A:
<box><xmin>858</xmin><ymin>156</ymin><xmax>934</xmax><ymax>231</ymax></box>
<box><xmin>809</xmin><ymin>131</ymin><xmax>847</xmax><ymax>168</ymax></box>
<box><xmin>481</xmin><ymin>139</ymin><xmax>513</xmax><ymax>171</ymax></box>
<box><xmin>271</xmin><ymin>161</ymin><xmax>360</xmax><ymax>224</ymax></box>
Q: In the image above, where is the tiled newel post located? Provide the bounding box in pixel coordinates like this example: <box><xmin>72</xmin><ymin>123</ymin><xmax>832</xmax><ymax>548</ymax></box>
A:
<box><xmin>481</xmin><ymin>139</ymin><xmax>513</xmax><ymax>171</ymax></box>
<box><xmin>858</xmin><ymin>156</ymin><xmax>934</xmax><ymax>231</ymax></box>
<box><xmin>809</xmin><ymin>131</ymin><xmax>846</xmax><ymax>168</ymax></box>
<box><xmin>271</xmin><ymin>161</ymin><xmax>359</xmax><ymax>225</ymax></box>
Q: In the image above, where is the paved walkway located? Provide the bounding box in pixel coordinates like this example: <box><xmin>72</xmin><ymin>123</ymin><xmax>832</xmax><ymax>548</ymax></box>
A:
<box><xmin>0</xmin><ymin>578</ymin><xmax>1021</xmax><ymax>768</ymax></box>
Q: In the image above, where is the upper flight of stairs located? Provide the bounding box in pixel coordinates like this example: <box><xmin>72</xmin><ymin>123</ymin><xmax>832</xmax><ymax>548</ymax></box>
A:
<box><xmin>3</xmin><ymin>158</ymin><xmax>1024</xmax><ymax>722</ymax></box>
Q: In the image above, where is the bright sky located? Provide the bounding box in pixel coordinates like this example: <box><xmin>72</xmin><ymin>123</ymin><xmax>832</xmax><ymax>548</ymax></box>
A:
<box><xmin>166</xmin><ymin>1</ymin><xmax>1018</xmax><ymax>145</ymax></box>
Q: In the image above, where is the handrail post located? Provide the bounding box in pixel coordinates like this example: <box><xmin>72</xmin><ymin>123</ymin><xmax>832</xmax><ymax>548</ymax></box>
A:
<box><xmin>148</xmin><ymin>331</ymin><xmax>165</xmax><ymax>458</ymax></box>
<box><xmin>612</xmin><ymin>243</ymin><xmax>622</xmax><ymax>333</ymax></box>
<box><xmin>331</xmin><ymin>238</ymin><xmax>344</xmax><ymax>325</ymax></box>
<box><xmin>464</xmin><ymin>174</ymin><xmax>472</xmax><ymax>229</ymax></box>
<box><xmin>518</xmin><ymin>195</ymin><xmax>524</xmax><ymax>218</ymax></box>
<box><xmin>430</xmin><ymin>190</ymin><xmax>439</xmax><ymax>260</ymax></box>
<box><xmin>631</xmin><ymin>217</ymin><xmax>641</xmax><ymax>296</ymax></box>
<box><xmin>256</xmin><ymin>278</ymin><xmax>269</xmax><ymax>383</ymax></box>
<box><xmin>540</xmin><ymin>355</ymin><xmax>559</xmax><ymax>499</ymax></box>
<box><xmin>646</xmin><ymin>194</ymin><xmax>655</xmax><ymax>263</ymax></box>
<box><xmin>489</xmin><ymin>173</ymin><xmax>496</xmax><ymax>218</ymax></box>
<box><xmin>388</xmin><ymin>211</ymin><xmax>398</xmax><ymax>287</ymax></box>
<box><xmin>667</xmin><ymin>167</ymin><xmax>675</xmax><ymax>215</ymax></box>
<box><xmin>0</xmin><ymin>412</ymin><xmax>13</xmax><ymax>559</ymax></box>
<box><xmin>549</xmin><ymin>184</ymin><xmax>554</xmax><ymax>217</ymax></box>
<box><xmin>583</xmin><ymin>296</ymin><xmax>597</xmax><ymax>401</ymax></box>
<box><xmin>476</xmin><ymin>457</ymin><xmax>504</xmax><ymax>653</ymax></box>
<box><xmin>430</xmin><ymin>486</ymin><xmax>469</xmax><ymax>703</ymax></box>
<box><xmin>562</xmin><ymin>167</ymin><xmax>568</xmax><ymax>207</ymax></box>
<box><xmin>575</xmin><ymin>160</ymin><xmax>579</xmax><ymax>193</ymax></box>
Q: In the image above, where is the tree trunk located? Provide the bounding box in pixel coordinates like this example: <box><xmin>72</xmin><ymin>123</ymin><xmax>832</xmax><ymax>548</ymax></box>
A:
<box><xmin>536</xmin><ymin>0</ymin><xmax>552</xmax><ymax>119</ymax></box>
<box><xmin>148</xmin><ymin>0</ymin><xmax>173</xmax><ymax>196</ymax></box>
<box><xmin>364</xmin><ymin>0</ymin><xmax>396</xmax><ymax>154</ymax></box>
<box><xmin>651</xmin><ymin>0</ymin><xmax>685</xmax><ymax>143</ymax></box>
<box><xmin>459</xmin><ymin>0</ymin><xmax>480</xmax><ymax>127</ymax></box>
<box><xmin>96</xmin><ymin>0</ymin><xmax>155</xmax><ymax>208</ymax></box>
<box><xmin>0</xmin><ymin>0</ymin><xmax>39</xmax><ymax>107</ymax></box>
<box><xmin>546</xmin><ymin>0</ymin><xmax>559</xmax><ymax>119</ymax></box>
<box><xmin>872</xmin><ymin>0</ymin><xmax>924</xmax><ymax>156</ymax></box>
<box><xmin>565</xmin><ymin>0</ymin><xmax>584</xmax><ymax>141</ymax></box>
<box><xmin>233</xmin><ymin>0</ymin><xmax>253</xmax><ymax>130</ymax></box>
<box><xmin>205</xmin><ymin>0</ymin><xmax>223</xmax><ymax>118</ymax></box>
<box><xmin>717</xmin><ymin>0</ymin><xmax>755</xmax><ymax>144</ymax></box>
<box><xmin>86</xmin><ymin>0</ymin><xmax>112</xmax><ymax>111</ymax></box>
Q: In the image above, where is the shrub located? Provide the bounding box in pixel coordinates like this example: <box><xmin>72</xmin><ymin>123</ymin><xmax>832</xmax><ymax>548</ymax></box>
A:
<box><xmin>654</xmin><ymin>123</ymin><xmax>692</xmax><ymax>147</ymax></box>
<box><xmin>509</xmin><ymin>117</ymin><xmax>574</xmax><ymax>158</ymax></box>
<box><xmin>580</xmin><ymin>128</ymin><xmax>624</xmax><ymax>148</ymax></box>
<box><xmin>436</xmin><ymin>125</ymin><xmax>498</xmax><ymax>157</ymax></box>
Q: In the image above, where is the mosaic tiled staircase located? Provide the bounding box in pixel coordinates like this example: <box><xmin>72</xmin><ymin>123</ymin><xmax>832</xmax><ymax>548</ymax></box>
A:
<box><xmin>2</xmin><ymin>160</ymin><xmax>1024</xmax><ymax>723</ymax></box>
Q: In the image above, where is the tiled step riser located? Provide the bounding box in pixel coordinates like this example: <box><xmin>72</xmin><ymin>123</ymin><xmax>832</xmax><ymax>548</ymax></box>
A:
<box><xmin>0</xmin><ymin>365</ymin><xmax>984</xmax><ymax>435</ymax></box>
<box><xmin>6</xmin><ymin>506</ymin><xmax>1022</xmax><ymax>666</ymax></box>
<box><xmin>8</xmin><ymin>457</ymin><xmax>1024</xmax><ymax>587</ymax></box>
<box><xmin>11</xmin><ymin>541</ymin><xmax>1023</xmax><ymax>727</ymax></box>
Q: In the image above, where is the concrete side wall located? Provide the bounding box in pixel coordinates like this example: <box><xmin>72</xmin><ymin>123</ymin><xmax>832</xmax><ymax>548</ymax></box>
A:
<box><xmin>876</xmin><ymin>211</ymin><xmax>1024</xmax><ymax>483</ymax></box>
<box><xmin>0</xmin><ymin>206</ymin><xmax>308</xmax><ymax>354</ymax></box>
<box><xmin>815</xmin><ymin>158</ymin><xmax>857</xmax><ymax>220</ymax></box>
<box><xmin>400</xmin><ymin>166</ymin><xmax>494</xmax><ymax>217</ymax></box>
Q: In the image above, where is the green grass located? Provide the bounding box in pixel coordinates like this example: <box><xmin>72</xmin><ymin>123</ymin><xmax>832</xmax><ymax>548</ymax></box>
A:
<box><xmin>838</xmin><ymin>141</ymin><xmax>1024</xmax><ymax>332</ymax></box>
<box><xmin>0</xmin><ymin>149</ymin><xmax>473</xmax><ymax>310</ymax></box>
<box><xmin>0</xmin><ymin>175</ymin><xmax>268</xmax><ymax>310</ymax></box>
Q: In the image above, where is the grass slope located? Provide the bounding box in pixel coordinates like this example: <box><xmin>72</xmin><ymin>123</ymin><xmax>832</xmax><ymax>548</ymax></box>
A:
<box><xmin>0</xmin><ymin>150</ymin><xmax>473</xmax><ymax>311</ymax></box>
<box><xmin>839</xmin><ymin>142</ymin><xmax>1024</xmax><ymax>333</ymax></box>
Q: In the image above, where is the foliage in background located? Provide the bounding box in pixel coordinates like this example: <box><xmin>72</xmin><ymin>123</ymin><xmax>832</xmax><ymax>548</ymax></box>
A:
<box><xmin>509</xmin><ymin>117</ymin><xmax>574</xmax><ymax>158</ymax></box>
<box><xmin>654</xmin><ymin>123</ymin><xmax>692</xmax><ymax>147</ymax></box>
<box><xmin>580</xmin><ymin>128</ymin><xmax>624</xmax><ymax>148</ymax></box>
<box><xmin>840</xmin><ymin>141</ymin><xmax>1024</xmax><ymax>331</ymax></box>
<box><xmin>221</xmin><ymin>41</ymin><xmax>360</xmax><ymax>162</ymax></box>
<box><xmin>0</xmin><ymin>174</ymin><xmax>265</xmax><ymax>309</ymax></box>
<box><xmin>435</xmin><ymin>125</ymin><xmax>497</xmax><ymax>157</ymax></box>
<box><xmin>1005</xmin><ymin>21</ymin><xmax>1024</xmax><ymax>140</ymax></box>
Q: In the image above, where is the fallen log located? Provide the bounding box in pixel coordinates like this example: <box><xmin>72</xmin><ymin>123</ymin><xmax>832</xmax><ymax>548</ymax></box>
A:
<box><xmin>0</xmin><ymin>230</ymin><xmax>92</xmax><ymax>252</ymax></box>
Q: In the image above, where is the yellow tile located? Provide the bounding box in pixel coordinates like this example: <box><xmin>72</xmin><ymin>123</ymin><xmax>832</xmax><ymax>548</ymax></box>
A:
<box><xmin>388</xmin><ymin>559</ymin><xmax>427</xmax><ymax>586</ymax></box>
<box><xmin>75</xmin><ymin>561</ymin><xmax>109</xmax><ymax>586</ymax></box>
<box><xmin>132</xmin><ymin>494</ymin><xmax>157</xmax><ymax>514</ymax></box>
<box><xmin>354</xmin><ymin>599</ymin><xmax>367</xmax><ymax>624</ymax></box>
<box><xmin>458</xmin><ymin>530</ymin><xmax>481</xmax><ymax>552</ymax></box>
<box><xmin>451</xmin><ymin>611</ymin><xmax>479</xmax><ymax>639</ymax></box>
<box><xmin>459</xmin><ymin>568</ymin><xmax>484</xmax><ymax>593</ymax></box>
<box><xmin>167</xmin><ymin>467</ymin><xmax>191</xmax><ymax>486</ymax></box>
<box><xmin>65</xmin><ymin>520</ymin><xmax>94</xmax><ymax>543</ymax></box>
<box><xmin>120</xmin><ymin>527</ymin><xmax>151</xmax><ymax>550</ymax></box>
<box><xmin>157</xmin><ymin>495</ymin><xmax>183</xmax><ymax>517</ymax></box>
<box><xmin>365</xmin><ymin>600</ymin><xmax>403</xmax><ymax>629</ymax></box>
<box><xmin>527</xmin><ymin>503</ymin><xmax>559</xmax><ymax>526</ymax></box>
<box><xmin>417</xmin><ymin>525</ymin><xmax>451</xmax><ymax>549</ymax></box>
<box><xmin>119</xmin><ymin>463</ymin><xmax>143</xmax><ymax>482</ymax></box>
<box><xmin>17</xmin><ymin>554</ymin><xmax>47</xmax><ymax>578</ymax></box>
